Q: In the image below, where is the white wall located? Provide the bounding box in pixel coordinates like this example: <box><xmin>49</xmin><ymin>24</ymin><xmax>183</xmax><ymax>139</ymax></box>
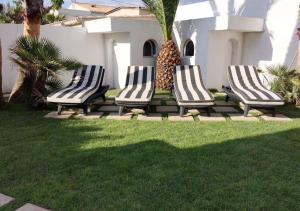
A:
<box><xmin>206</xmin><ymin>31</ymin><xmax>243</xmax><ymax>88</ymax></box>
<box><xmin>88</xmin><ymin>18</ymin><xmax>163</xmax><ymax>89</ymax></box>
<box><xmin>104</xmin><ymin>32</ymin><xmax>130</xmax><ymax>89</ymax></box>
<box><xmin>126</xmin><ymin>19</ymin><xmax>163</xmax><ymax>67</ymax></box>
<box><xmin>177</xmin><ymin>0</ymin><xmax>300</xmax><ymax>70</ymax></box>
<box><xmin>0</xmin><ymin>24</ymin><xmax>23</xmax><ymax>93</ymax></box>
<box><xmin>0</xmin><ymin>24</ymin><xmax>105</xmax><ymax>93</ymax></box>
<box><xmin>174</xmin><ymin>18</ymin><xmax>214</xmax><ymax>87</ymax></box>
<box><xmin>242</xmin><ymin>0</ymin><xmax>299</xmax><ymax>69</ymax></box>
<box><xmin>174</xmin><ymin>18</ymin><xmax>243</xmax><ymax>89</ymax></box>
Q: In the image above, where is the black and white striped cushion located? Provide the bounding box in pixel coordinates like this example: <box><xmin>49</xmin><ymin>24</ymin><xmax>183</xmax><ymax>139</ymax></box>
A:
<box><xmin>47</xmin><ymin>65</ymin><xmax>105</xmax><ymax>104</ymax></box>
<box><xmin>174</xmin><ymin>65</ymin><xmax>214</xmax><ymax>106</ymax></box>
<box><xmin>115</xmin><ymin>66</ymin><xmax>155</xmax><ymax>104</ymax></box>
<box><xmin>228</xmin><ymin>65</ymin><xmax>284</xmax><ymax>105</ymax></box>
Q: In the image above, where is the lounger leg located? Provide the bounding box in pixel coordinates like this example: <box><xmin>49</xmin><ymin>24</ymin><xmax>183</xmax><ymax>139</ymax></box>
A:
<box><xmin>119</xmin><ymin>106</ymin><xmax>124</xmax><ymax>116</ymax></box>
<box><xmin>58</xmin><ymin>104</ymin><xmax>62</xmax><ymax>115</ymax></box>
<box><xmin>206</xmin><ymin>107</ymin><xmax>211</xmax><ymax>117</ymax></box>
<box><xmin>83</xmin><ymin>104</ymin><xmax>88</xmax><ymax>115</ymax></box>
<box><xmin>244</xmin><ymin>105</ymin><xmax>250</xmax><ymax>117</ymax></box>
<box><xmin>225</xmin><ymin>95</ymin><xmax>230</xmax><ymax>102</ymax></box>
<box><xmin>146</xmin><ymin>105</ymin><xmax>150</xmax><ymax>114</ymax></box>
<box><xmin>102</xmin><ymin>94</ymin><xmax>106</xmax><ymax>102</ymax></box>
<box><xmin>271</xmin><ymin>108</ymin><xmax>276</xmax><ymax>117</ymax></box>
<box><xmin>180</xmin><ymin>107</ymin><xmax>185</xmax><ymax>117</ymax></box>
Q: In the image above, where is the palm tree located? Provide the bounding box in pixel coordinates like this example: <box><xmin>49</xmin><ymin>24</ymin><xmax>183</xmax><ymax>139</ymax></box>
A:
<box><xmin>9</xmin><ymin>0</ymin><xmax>64</xmax><ymax>103</ymax></box>
<box><xmin>143</xmin><ymin>0</ymin><xmax>181</xmax><ymax>90</ymax></box>
<box><xmin>0</xmin><ymin>38</ymin><xmax>5</xmax><ymax>109</ymax></box>
<box><xmin>10</xmin><ymin>36</ymin><xmax>81</xmax><ymax>108</ymax></box>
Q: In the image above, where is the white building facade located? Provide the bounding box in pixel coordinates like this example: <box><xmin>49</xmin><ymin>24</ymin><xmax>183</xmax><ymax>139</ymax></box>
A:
<box><xmin>175</xmin><ymin>0</ymin><xmax>300</xmax><ymax>88</ymax></box>
<box><xmin>0</xmin><ymin>0</ymin><xmax>299</xmax><ymax>92</ymax></box>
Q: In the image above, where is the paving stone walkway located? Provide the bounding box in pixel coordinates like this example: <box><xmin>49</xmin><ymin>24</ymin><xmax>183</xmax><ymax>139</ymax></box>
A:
<box><xmin>0</xmin><ymin>193</ymin><xmax>50</xmax><ymax>210</ymax></box>
<box><xmin>16</xmin><ymin>203</ymin><xmax>50</xmax><ymax>211</ymax></box>
<box><xmin>44</xmin><ymin>99</ymin><xmax>292</xmax><ymax>122</ymax></box>
<box><xmin>0</xmin><ymin>193</ymin><xmax>14</xmax><ymax>207</ymax></box>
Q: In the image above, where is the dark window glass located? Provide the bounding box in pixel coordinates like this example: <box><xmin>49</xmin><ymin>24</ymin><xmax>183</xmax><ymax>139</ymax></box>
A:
<box><xmin>143</xmin><ymin>40</ymin><xmax>157</xmax><ymax>57</ymax></box>
<box><xmin>184</xmin><ymin>40</ymin><xmax>194</xmax><ymax>57</ymax></box>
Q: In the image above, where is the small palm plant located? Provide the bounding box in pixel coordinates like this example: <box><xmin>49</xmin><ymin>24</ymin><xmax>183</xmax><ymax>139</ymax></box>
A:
<box><xmin>143</xmin><ymin>0</ymin><xmax>181</xmax><ymax>90</ymax></box>
<box><xmin>10</xmin><ymin>36</ymin><xmax>81</xmax><ymax>108</ymax></box>
<box><xmin>267</xmin><ymin>65</ymin><xmax>300</xmax><ymax>105</ymax></box>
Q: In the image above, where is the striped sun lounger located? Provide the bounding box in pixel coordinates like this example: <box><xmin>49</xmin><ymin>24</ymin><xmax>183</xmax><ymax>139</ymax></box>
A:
<box><xmin>115</xmin><ymin>66</ymin><xmax>155</xmax><ymax>115</ymax></box>
<box><xmin>174</xmin><ymin>65</ymin><xmax>215</xmax><ymax>116</ymax></box>
<box><xmin>227</xmin><ymin>65</ymin><xmax>284</xmax><ymax>116</ymax></box>
<box><xmin>47</xmin><ymin>65</ymin><xmax>109</xmax><ymax>115</ymax></box>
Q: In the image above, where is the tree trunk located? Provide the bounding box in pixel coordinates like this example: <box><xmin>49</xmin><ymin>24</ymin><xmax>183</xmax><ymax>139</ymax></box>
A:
<box><xmin>156</xmin><ymin>40</ymin><xmax>181</xmax><ymax>90</ymax></box>
<box><xmin>0</xmin><ymin>39</ymin><xmax>5</xmax><ymax>108</ymax></box>
<box><xmin>8</xmin><ymin>0</ymin><xmax>42</xmax><ymax>103</ymax></box>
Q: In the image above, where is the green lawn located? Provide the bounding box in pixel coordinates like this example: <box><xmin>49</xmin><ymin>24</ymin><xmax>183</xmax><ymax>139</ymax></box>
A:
<box><xmin>0</xmin><ymin>101</ymin><xmax>300</xmax><ymax>210</ymax></box>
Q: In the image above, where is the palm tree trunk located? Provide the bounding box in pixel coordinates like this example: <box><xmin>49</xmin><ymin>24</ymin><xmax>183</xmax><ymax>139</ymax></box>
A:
<box><xmin>156</xmin><ymin>40</ymin><xmax>181</xmax><ymax>90</ymax></box>
<box><xmin>9</xmin><ymin>0</ymin><xmax>42</xmax><ymax>103</ymax></box>
<box><xmin>0</xmin><ymin>39</ymin><xmax>5</xmax><ymax>108</ymax></box>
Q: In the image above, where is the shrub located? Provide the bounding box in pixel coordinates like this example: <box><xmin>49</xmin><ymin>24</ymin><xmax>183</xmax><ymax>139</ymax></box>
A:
<box><xmin>10</xmin><ymin>36</ymin><xmax>82</xmax><ymax>108</ymax></box>
<box><xmin>267</xmin><ymin>65</ymin><xmax>300</xmax><ymax>105</ymax></box>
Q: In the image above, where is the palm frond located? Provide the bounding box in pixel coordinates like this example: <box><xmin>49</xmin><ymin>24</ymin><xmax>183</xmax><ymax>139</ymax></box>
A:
<box><xmin>10</xmin><ymin>36</ymin><xmax>82</xmax><ymax>107</ymax></box>
<box><xmin>60</xmin><ymin>58</ymin><xmax>82</xmax><ymax>70</ymax></box>
<box><xmin>45</xmin><ymin>75</ymin><xmax>63</xmax><ymax>94</ymax></box>
<box><xmin>143</xmin><ymin>0</ymin><xmax>179</xmax><ymax>40</ymax></box>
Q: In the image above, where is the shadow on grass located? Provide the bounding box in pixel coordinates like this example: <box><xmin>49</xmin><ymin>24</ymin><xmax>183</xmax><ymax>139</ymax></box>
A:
<box><xmin>1</xmin><ymin>114</ymin><xmax>299</xmax><ymax>210</ymax></box>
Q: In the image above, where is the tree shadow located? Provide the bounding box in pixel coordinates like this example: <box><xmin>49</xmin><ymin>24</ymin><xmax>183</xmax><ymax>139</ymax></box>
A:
<box><xmin>1</xmin><ymin>117</ymin><xmax>299</xmax><ymax>210</ymax></box>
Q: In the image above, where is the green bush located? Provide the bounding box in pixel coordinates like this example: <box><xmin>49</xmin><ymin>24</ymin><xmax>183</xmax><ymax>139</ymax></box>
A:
<box><xmin>10</xmin><ymin>36</ymin><xmax>82</xmax><ymax>108</ymax></box>
<box><xmin>267</xmin><ymin>65</ymin><xmax>300</xmax><ymax>105</ymax></box>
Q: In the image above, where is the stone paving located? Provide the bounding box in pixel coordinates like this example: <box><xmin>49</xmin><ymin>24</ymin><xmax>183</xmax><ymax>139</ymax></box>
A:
<box><xmin>156</xmin><ymin>106</ymin><xmax>178</xmax><ymax>113</ymax></box>
<box><xmin>165</xmin><ymin>100</ymin><xmax>178</xmax><ymax>106</ymax></box>
<box><xmin>168</xmin><ymin>113</ymin><xmax>194</xmax><ymax>122</ymax></box>
<box><xmin>215</xmin><ymin>101</ymin><xmax>236</xmax><ymax>106</ymax></box>
<box><xmin>98</xmin><ymin>106</ymin><xmax>119</xmax><ymax>112</ymax></box>
<box><xmin>44</xmin><ymin>111</ymin><xmax>75</xmax><ymax>119</ymax></box>
<box><xmin>75</xmin><ymin>112</ymin><xmax>104</xmax><ymax>119</ymax></box>
<box><xmin>213</xmin><ymin>106</ymin><xmax>239</xmax><ymax>113</ymax></box>
<box><xmin>261</xmin><ymin>114</ymin><xmax>292</xmax><ymax>122</ymax></box>
<box><xmin>198</xmin><ymin>113</ymin><xmax>226</xmax><ymax>122</ymax></box>
<box><xmin>228</xmin><ymin>113</ymin><xmax>259</xmax><ymax>122</ymax></box>
<box><xmin>137</xmin><ymin>113</ymin><xmax>163</xmax><ymax>121</ymax></box>
<box><xmin>106</xmin><ymin>113</ymin><xmax>133</xmax><ymax>120</ymax></box>
<box><xmin>0</xmin><ymin>193</ymin><xmax>14</xmax><ymax>207</ymax></box>
<box><xmin>0</xmin><ymin>193</ymin><xmax>50</xmax><ymax>210</ymax></box>
<box><xmin>44</xmin><ymin>98</ymin><xmax>293</xmax><ymax>122</ymax></box>
<box><xmin>150</xmin><ymin>100</ymin><xmax>162</xmax><ymax>106</ymax></box>
<box><xmin>16</xmin><ymin>203</ymin><xmax>50</xmax><ymax>211</ymax></box>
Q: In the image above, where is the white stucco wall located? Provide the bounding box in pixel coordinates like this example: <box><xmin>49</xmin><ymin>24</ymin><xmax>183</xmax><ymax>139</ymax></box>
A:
<box><xmin>86</xmin><ymin>17</ymin><xmax>163</xmax><ymax>89</ymax></box>
<box><xmin>104</xmin><ymin>32</ymin><xmax>130</xmax><ymax>89</ymax></box>
<box><xmin>0</xmin><ymin>24</ymin><xmax>105</xmax><ymax>93</ymax></box>
<box><xmin>175</xmin><ymin>0</ymin><xmax>299</xmax><ymax>89</ymax></box>
<box><xmin>241</xmin><ymin>0</ymin><xmax>299</xmax><ymax>69</ymax></box>
<box><xmin>177</xmin><ymin>0</ymin><xmax>300</xmax><ymax>70</ymax></box>
<box><xmin>1</xmin><ymin>0</ymin><xmax>298</xmax><ymax>92</ymax></box>
<box><xmin>0</xmin><ymin>24</ymin><xmax>23</xmax><ymax>93</ymax></box>
<box><xmin>206</xmin><ymin>31</ymin><xmax>243</xmax><ymax>88</ymax></box>
<box><xmin>174</xmin><ymin>18</ymin><xmax>244</xmax><ymax>89</ymax></box>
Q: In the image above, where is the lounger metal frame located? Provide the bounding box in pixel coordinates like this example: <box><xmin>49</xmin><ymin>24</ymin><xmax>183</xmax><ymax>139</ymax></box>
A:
<box><xmin>115</xmin><ymin>66</ymin><xmax>156</xmax><ymax>116</ymax></box>
<box><xmin>116</xmin><ymin>89</ymin><xmax>156</xmax><ymax>116</ymax></box>
<box><xmin>222</xmin><ymin>86</ymin><xmax>277</xmax><ymax>117</ymax></box>
<box><xmin>57</xmin><ymin>85</ymin><xmax>110</xmax><ymax>115</ymax></box>
<box><xmin>172</xmin><ymin>89</ymin><xmax>213</xmax><ymax>117</ymax></box>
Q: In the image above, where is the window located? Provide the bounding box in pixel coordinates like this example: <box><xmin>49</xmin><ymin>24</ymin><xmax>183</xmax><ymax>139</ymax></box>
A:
<box><xmin>183</xmin><ymin>40</ymin><xmax>195</xmax><ymax>57</ymax></box>
<box><xmin>143</xmin><ymin>40</ymin><xmax>157</xmax><ymax>57</ymax></box>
